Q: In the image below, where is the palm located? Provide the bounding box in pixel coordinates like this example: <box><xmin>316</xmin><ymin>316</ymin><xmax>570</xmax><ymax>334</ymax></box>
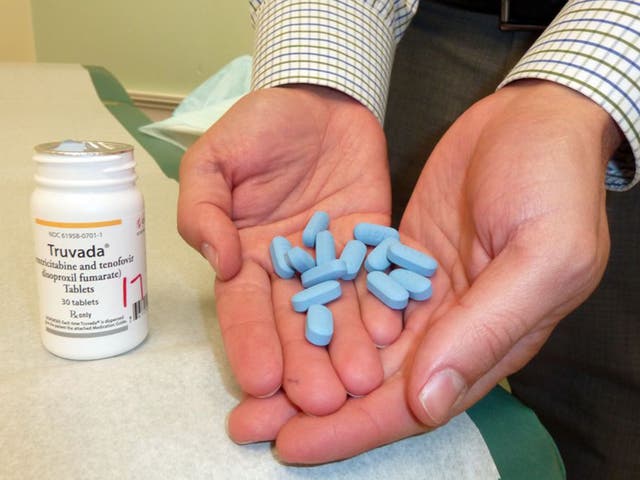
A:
<box><xmin>178</xmin><ymin>86</ymin><xmax>400</xmax><ymax>413</ymax></box>
<box><xmin>401</xmin><ymin>83</ymin><xmax>613</xmax><ymax>419</ymax></box>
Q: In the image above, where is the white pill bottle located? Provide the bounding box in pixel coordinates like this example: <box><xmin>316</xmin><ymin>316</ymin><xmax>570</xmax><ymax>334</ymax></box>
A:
<box><xmin>31</xmin><ymin>140</ymin><xmax>149</xmax><ymax>360</ymax></box>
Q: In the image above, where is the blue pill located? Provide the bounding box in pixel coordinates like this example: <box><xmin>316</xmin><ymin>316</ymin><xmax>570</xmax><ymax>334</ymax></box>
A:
<box><xmin>286</xmin><ymin>246</ymin><xmax>315</xmax><ymax>273</ymax></box>
<box><xmin>366</xmin><ymin>271</ymin><xmax>409</xmax><ymax>310</ymax></box>
<box><xmin>301</xmin><ymin>259</ymin><xmax>347</xmax><ymax>288</ymax></box>
<box><xmin>365</xmin><ymin>237</ymin><xmax>398</xmax><ymax>272</ymax></box>
<box><xmin>339</xmin><ymin>239</ymin><xmax>367</xmax><ymax>280</ymax></box>
<box><xmin>270</xmin><ymin>236</ymin><xmax>295</xmax><ymax>279</ymax></box>
<box><xmin>354</xmin><ymin>223</ymin><xmax>400</xmax><ymax>246</ymax></box>
<box><xmin>315</xmin><ymin>230</ymin><xmax>336</xmax><ymax>265</ymax></box>
<box><xmin>291</xmin><ymin>280</ymin><xmax>342</xmax><ymax>312</ymax></box>
<box><xmin>302</xmin><ymin>211</ymin><xmax>330</xmax><ymax>247</ymax></box>
<box><xmin>389</xmin><ymin>268</ymin><xmax>433</xmax><ymax>301</ymax></box>
<box><xmin>305</xmin><ymin>304</ymin><xmax>334</xmax><ymax>346</ymax></box>
<box><xmin>388</xmin><ymin>242</ymin><xmax>438</xmax><ymax>277</ymax></box>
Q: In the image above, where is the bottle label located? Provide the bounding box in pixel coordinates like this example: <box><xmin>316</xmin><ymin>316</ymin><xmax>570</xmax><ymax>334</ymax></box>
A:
<box><xmin>33</xmin><ymin>213</ymin><xmax>148</xmax><ymax>338</ymax></box>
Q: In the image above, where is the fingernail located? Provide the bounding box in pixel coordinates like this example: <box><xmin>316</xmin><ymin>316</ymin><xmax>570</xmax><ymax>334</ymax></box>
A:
<box><xmin>255</xmin><ymin>385</ymin><xmax>281</xmax><ymax>399</ymax></box>
<box><xmin>201</xmin><ymin>243</ymin><xmax>219</xmax><ymax>273</ymax></box>
<box><xmin>419</xmin><ymin>368</ymin><xmax>467</xmax><ymax>425</ymax></box>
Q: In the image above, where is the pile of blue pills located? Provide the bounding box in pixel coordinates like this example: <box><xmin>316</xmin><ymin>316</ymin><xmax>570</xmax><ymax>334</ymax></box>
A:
<box><xmin>269</xmin><ymin>212</ymin><xmax>437</xmax><ymax>346</ymax></box>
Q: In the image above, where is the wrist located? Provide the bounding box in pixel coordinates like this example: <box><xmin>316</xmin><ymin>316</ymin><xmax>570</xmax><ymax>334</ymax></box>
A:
<box><xmin>501</xmin><ymin>79</ymin><xmax>622</xmax><ymax>167</ymax></box>
<box><xmin>277</xmin><ymin>84</ymin><xmax>379</xmax><ymax>121</ymax></box>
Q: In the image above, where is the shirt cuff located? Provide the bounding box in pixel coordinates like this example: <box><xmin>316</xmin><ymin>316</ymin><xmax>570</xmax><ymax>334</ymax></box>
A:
<box><xmin>250</xmin><ymin>0</ymin><xmax>398</xmax><ymax>122</ymax></box>
<box><xmin>499</xmin><ymin>0</ymin><xmax>640</xmax><ymax>190</ymax></box>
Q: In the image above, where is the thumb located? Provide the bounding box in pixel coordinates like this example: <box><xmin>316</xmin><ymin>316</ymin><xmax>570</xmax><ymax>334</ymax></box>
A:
<box><xmin>177</xmin><ymin>157</ymin><xmax>242</xmax><ymax>281</ymax></box>
<box><xmin>406</xmin><ymin>237</ymin><xmax>601</xmax><ymax>427</ymax></box>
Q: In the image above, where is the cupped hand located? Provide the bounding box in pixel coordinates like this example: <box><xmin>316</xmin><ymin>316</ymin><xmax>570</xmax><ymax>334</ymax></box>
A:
<box><xmin>402</xmin><ymin>79</ymin><xmax>620</xmax><ymax>427</ymax></box>
<box><xmin>225</xmin><ymin>80</ymin><xmax>622</xmax><ymax>464</ymax></box>
<box><xmin>177</xmin><ymin>85</ymin><xmax>398</xmax><ymax>414</ymax></box>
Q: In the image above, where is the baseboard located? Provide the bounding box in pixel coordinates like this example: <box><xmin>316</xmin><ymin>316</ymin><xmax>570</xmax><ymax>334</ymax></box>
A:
<box><xmin>128</xmin><ymin>90</ymin><xmax>183</xmax><ymax>112</ymax></box>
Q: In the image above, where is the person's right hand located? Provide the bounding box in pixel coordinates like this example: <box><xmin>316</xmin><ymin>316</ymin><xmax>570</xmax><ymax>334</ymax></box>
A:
<box><xmin>177</xmin><ymin>85</ymin><xmax>397</xmax><ymax>415</ymax></box>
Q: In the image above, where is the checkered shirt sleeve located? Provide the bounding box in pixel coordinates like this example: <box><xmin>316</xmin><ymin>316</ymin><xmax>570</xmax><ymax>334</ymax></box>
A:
<box><xmin>501</xmin><ymin>0</ymin><xmax>640</xmax><ymax>190</ymax></box>
<box><xmin>249</xmin><ymin>0</ymin><xmax>418</xmax><ymax>122</ymax></box>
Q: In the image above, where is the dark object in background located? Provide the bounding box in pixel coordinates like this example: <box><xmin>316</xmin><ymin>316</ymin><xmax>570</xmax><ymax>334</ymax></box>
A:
<box><xmin>500</xmin><ymin>0</ymin><xmax>567</xmax><ymax>30</ymax></box>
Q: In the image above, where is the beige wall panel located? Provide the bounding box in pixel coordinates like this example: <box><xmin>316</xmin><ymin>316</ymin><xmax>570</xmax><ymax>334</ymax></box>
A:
<box><xmin>0</xmin><ymin>0</ymin><xmax>36</xmax><ymax>61</ymax></box>
<box><xmin>32</xmin><ymin>0</ymin><xmax>253</xmax><ymax>96</ymax></box>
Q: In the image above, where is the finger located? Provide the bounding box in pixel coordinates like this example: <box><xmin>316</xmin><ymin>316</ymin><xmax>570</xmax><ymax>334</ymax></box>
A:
<box><xmin>177</xmin><ymin>152</ymin><xmax>241</xmax><ymax>281</ymax></box>
<box><xmin>328</xmin><ymin>281</ymin><xmax>383</xmax><ymax>396</ymax></box>
<box><xmin>227</xmin><ymin>391</ymin><xmax>299</xmax><ymax>444</ymax></box>
<box><xmin>380</xmin><ymin>265</ymin><xmax>452</xmax><ymax>378</ymax></box>
<box><xmin>273</xmin><ymin>276</ymin><xmax>347</xmax><ymax>416</ymax></box>
<box><xmin>355</xmin><ymin>270</ymin><xmax>404</xmax><ymax>346</ymax></box>
<box><xmin>215</xmin><ymin>261</ymin><xmax>283</xmax><ymax>397</ymax></box>
<box><xmin>275</xmin><ymin>374</ymin><xmax>429</xmax><ymax>464</ymax></box>
<box><xmin>406</xmin><ymin>238</ymin><xmax>598</xmax><ymax>427</ymax></box>
<box><xmin>454</xmin><ymin>322</ymin><xmax>555</xmax><ymax>407</ymax></box>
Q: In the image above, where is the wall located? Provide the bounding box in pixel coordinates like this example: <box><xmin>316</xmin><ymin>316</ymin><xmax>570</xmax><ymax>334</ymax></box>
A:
<box><xmin>0</xmin><ymin>0</ymin><xmax>36</xmax><ymax>61</ymax></box>
<box><xmin>31</xmin><ymin>0</ymin><xmax>253</xmax><ymax>97</ymax></box>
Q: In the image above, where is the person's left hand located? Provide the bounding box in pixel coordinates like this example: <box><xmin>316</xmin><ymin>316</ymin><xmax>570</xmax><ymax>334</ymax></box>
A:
<box><xmin>224</xmin><ymin>80</ymin><xmax>622</xmax><ymax>464</ymax></box>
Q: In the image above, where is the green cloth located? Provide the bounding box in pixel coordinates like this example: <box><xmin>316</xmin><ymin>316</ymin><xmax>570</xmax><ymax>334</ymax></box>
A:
<box><xmin>84</xmin><ymin>65</ymin><xmax>183</xmax><ymax>181</ymax></box>
<box><xmin>468</xmin><ymin>386</ymin><xmax>565</xmax><ymax>479</ymax></box>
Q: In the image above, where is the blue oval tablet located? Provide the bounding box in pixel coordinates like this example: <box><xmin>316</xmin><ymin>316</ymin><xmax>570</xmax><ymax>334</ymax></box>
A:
<box><xmin>366</xmin><ymin>271</ymin><xmax>409</xmax><ymax>310</ymax></box>
<box><xmin>302</xmin><ymin>211</ymin><xmax>330</xmax><ymax>247</ymax></box>
<box><xmin>340</xmin><ymin>239</ymin><xmax>367</xmax><ymax>280</ymax></box>
<box><xmin>354</xmin><ymin>223</ymin><xmax>400</xmax><ymax>246</ymax></box>
<box><xmin>315</xmin><ymin>230</ymin><xmax>336</xmax><ymax>265</ymax></box>
<box><xmin>388</xmin><ymin>242</ymin><xmax>438</xmax><ymax>277</ymax></box>
<box><xmin>291</xmin><ymin>280</ymin><xmax>342</xmax><ymax>312</ymax></box>
<box><xmin>269</xmin><ymin>236</ymin><xmax>295</xmax><ymax>279</ymax></box>
<box><xmin>306</xmin><ymin>304</ymin><xmax>334</xmax><ymax>346</ymax></box>
<box><xmin>301</xmin><ymin>259</ymin><xmax>347</xmax><ymax>288</ymax></box>
<box><xmin>389</xmin><ymin>268</ymin><xmax>433</xmax><ymax>301</ymax></box>
<box><xmin>365</xmin><ymin>237</ymin><xmax>398</xmax><ymax>272</ymax></box>
<box><xmin>286</xmin><ymin>246</ymin><xmax>315</xmax><ymax>273</ymax></box>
